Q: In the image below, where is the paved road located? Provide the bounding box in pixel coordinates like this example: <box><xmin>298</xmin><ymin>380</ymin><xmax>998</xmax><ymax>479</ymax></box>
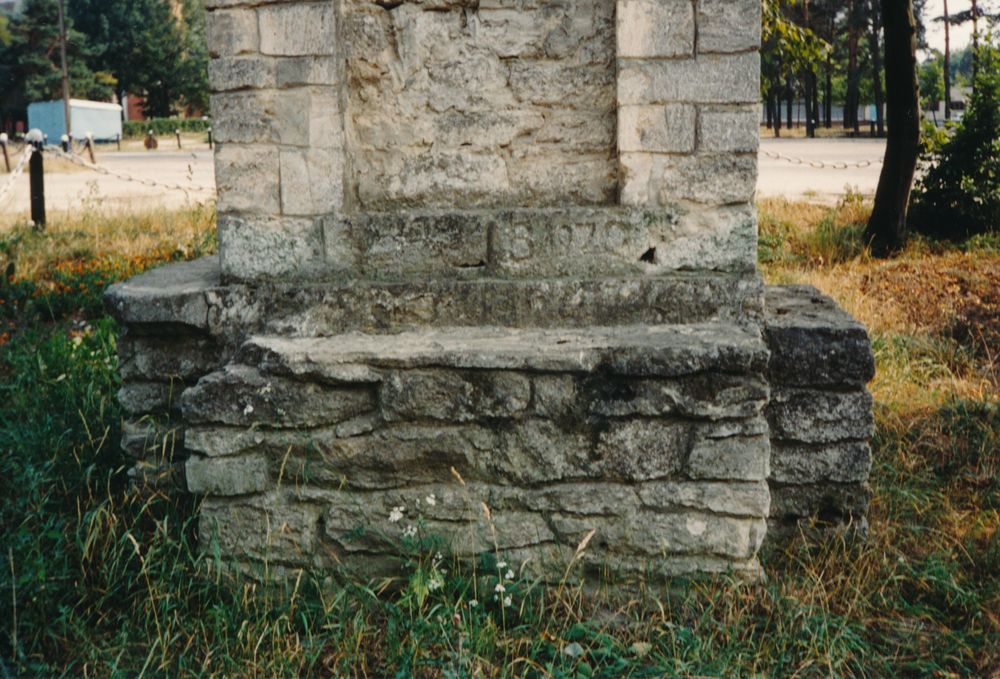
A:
<box><xmin>757</xmin><ymin>137</ymin><xmax>886</xmax><ymax>204</ymax></box>
<box><xmin>0</xmin><ymin>150</ymin><xmax>215</xmax><ymax>220</ymax></box>
<box><xmin>0</xmin><ymin>139</ymin><xmax>888</xmax><ymax>221</ymax></box>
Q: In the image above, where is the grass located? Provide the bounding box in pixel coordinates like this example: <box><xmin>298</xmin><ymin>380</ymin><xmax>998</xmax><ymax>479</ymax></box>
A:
<box><xmin>1</xmin><ymin>200</ymin><xmax>998</xmax><ymax>677</ymax></box>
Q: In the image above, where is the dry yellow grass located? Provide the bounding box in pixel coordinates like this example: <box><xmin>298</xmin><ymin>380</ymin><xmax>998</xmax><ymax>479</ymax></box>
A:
<box><xmin>0</xmin><ymin>203</ymin><xmax>216</xmax><ymax>282</ymax></box>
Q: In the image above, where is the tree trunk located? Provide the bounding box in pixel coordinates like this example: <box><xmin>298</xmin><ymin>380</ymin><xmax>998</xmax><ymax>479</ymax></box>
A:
<box><xmin>972</xmin><ymin>0</ymin><xmax>979</xmax><ymax>81</ymax></box>
<box><xmin>825</xmin><ymin>52</ymin><xmax>833</xmax><ymax>127</ymax></box>
<box><xmin>786</xmin><ymin>81</ymin><xmax>794</xmax><ymax>129</ymax></box>
<box><xmin>864</xmin><ymin>0</ymin><xmax>920</xmax><ymax>257</ymax></box>
<box><xmin>811</xmin><ymin>70</ymin><xmax>821</xmax><ymax>133</ymax></box>
<box><xmin>773</xmin><ymin>88</ymin><xmax>782</xmax><ymax>137</ymax></box>
<box><xmin>869</xmin><ymin>0</ymin><xmax>886</xmax><ymax>136</ymax></box>
<box><xmin>847</xmin><ymin>0</ymin><xmax>861</xmax><ymax>132</ymax></box>
<box><xmin>944</xmin><ymin>0</ymin><xmax>951</xmax><ymax>119</ymax></box>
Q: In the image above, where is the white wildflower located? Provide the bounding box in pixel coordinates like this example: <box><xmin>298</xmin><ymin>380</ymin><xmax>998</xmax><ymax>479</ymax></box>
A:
<box><xmin>388</xmin><ymin>506</ymin><xmax>405</xmax><ymax>523</ymax></box>
<box><xmin>243</xmin><ymin>403</ymin><xmax>254</xmax><ymax>415</ymax></box>
<box><xmin>403</xmin><ymin>524</ymin><xmax>417</xmax><ymax>538</ymax></box>
<box><xmin>434</xmin><ymin>552</ymin><xmax>443</xmax><ymax>562</ymax></box>
<box><xmin>469</xmin><ymin>599</ymin><xmax>478</xmax><ymax>608</ymax></box>
<box><xmin>428</xmin><ymin>576</ymin><xmax>442</xmax><ymax>591</ymax></box>
<box><xmin>503</xmin><ymin>596</ymin><xmax>512</xmax><ymax>607</ymax></box>
<box><xmin>496</xmin><ymin>560</ymin><xmax>507</xmax><ymax>569</ymax></box>
<box><xmin>494</xmin><ymin>583</ymin><xmax>505</xmax><ymax>593</ymax></box>
<box><xmin>425</xmin><ymin>493</ymin><xmax>437</xmax><ymax>506</ymax></box>
<box><xmin>505</xmin><ymin>569</ymin><xmax>515</xmax><ymax>580</ymax></box>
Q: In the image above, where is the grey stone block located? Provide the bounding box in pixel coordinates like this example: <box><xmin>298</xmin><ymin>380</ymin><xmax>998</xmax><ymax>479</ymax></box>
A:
<box><xmin>118</xmin><ymin>334</ymin><xmax>221</xmax><ymax>381</ymax></box>
<box><xmin>769</xmin><ymin>482</ymin><xmax>872</xmax><ymax>521</ymax></box>
<box><xmin>687</xmin><ymin>435</ymin><xmax>770</xmax><ymax>481</ymax></box>
<box><xmin>770</xmin><ymin>441</ymin><xmax>873</xmax><ymax>484</ymax></box>
<box><xmin>186</xmin><ymin>454</ymin><xmax>271</xmax><ymax>496</ymax></box>
<box><xmin>181</xmin><ymin>364</ymin><xmax>376</xmax><ymax>427</ymax></box>
<box><xmin>767</xmin><ymin>388</ymin><xmax>876</xmax><ymax>444</ymax></box>
<box><xmin>617</xmin><ymin>0</ymin><xmax>694</xmax><ymax>58</ymax></box>
<box><xmin>698</xmin><ymin>0</ymin><xmax>762</xmax><ymax>54</ymax></box>
<box><xmin>118</xmin><ymin>381</ymin><xmax>185</xmax><ymax>416</ymax></box>
<box><xmin>765</xmin><ymin>285</ymin><xmax>876</xmax><ymax>388</ymax></box>
<box><xmin>618</xmin><ymin>53</ymin><xmax>760</xmax><ymax>105</ymax></box>
<box><xmin>381</xmin><ymin>370</ymin><xmax>531</xmax><ymax>423</ymax></box>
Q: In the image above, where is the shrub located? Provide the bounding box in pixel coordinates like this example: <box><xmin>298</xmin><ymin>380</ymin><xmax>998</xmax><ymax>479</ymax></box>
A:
<box><xmin>909</xmin><ymin>41</ymin><xmax>1000</xmax><ymax>239</ymax></box>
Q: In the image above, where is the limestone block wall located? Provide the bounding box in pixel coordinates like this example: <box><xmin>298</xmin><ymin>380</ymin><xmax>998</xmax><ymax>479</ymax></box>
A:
<box><xmin>181</xmin><ymin>326</ymin><xmax>773</xmax><ymax>579</ymax></box>
<box><xmin>205</xmin><ymin>0</ymin><xmax>762</xmax><ymax>282</ymax></box>
<box><xmin>763</xmin><ymin>286</ymin><xmax>877</xmax><ymax>543</ymax></box>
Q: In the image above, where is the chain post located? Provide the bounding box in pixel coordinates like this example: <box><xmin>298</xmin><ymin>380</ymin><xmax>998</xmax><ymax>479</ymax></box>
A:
<box><xmin>85</xmin><ymin>132</ymin><xmax>96</xmax><ymax>163</ymax></box>
<box><xmin>0</xmin><ymin>133</ymin><xmax>9</xmax><ymax>173</ymax></box>
<box><xmin>25</xmin><ymin>129</ymin><xmax>45</xmax><ymax>228</ymax></box>
<box><xmin>175</xmin><ymin>129</ymin><xmax>182</xmax><ymax>149</ymax></box>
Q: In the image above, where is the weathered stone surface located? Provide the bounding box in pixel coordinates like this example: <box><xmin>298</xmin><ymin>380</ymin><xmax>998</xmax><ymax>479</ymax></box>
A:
<box><xmin>213</xmin><ymin>144</ymin><xmax>280</xmax><ymax>215</ymax></box>
<box><xmin>181</xmin><ymin>365</ymin><xmax>376</xmax><ymax>427</ymax></box>
<box><xmin>582</xmin><ymin>373</ymin><xmax>768</xmax><ymax>420</ymax></box>
<box><xmin>209</xmin><ymin>56</ymin><xmax>277</xmax><ymax>91</ymax></box>
<box><xmin>118</xmin><ymin>381</ymin><xmax>185</xmax><ymax>416</ymax></box>
<box><xmin>186</xmin><ymin>454</ymin><xmax>271</xmax><ymax>496</ymax></box>
<box><xmin>258</xmin><ymin>3</ymin><xmax>336</xmax><ymax>57</ymax></box>
<box><xmin>618</xmin><ymin>53</ymin><xmax>760</xmax><ymax>105</ymax></box>
<box><xmin>765</xmin><ymin>285</ymin><xmax>876</xmax><ymax>387</ymax></box>
<box><xmin>205</xmin><ymin>9</ymin><xmax>257</xmax><ymax>58</ymax></box>
<box><xmin>770</xmin><ymin>441</ymin><xmax>873</xmax><ymax>484</ymax></box>
<box><xmin>620</xmin><ymin>153</ymin><xmax>758</xmax><ymax>206</ymax></box>
<box><xmin>768</xmin><ymin>388</ymin><xmax>875</xmax><ymax>444</ymax></box>
<box><xmin>218</xmin><ymin>215</ymin><xmax>325</xmax><ymax>281</ymax></box>
<box><xmin>107</xmin><ymin>258</ymin><xmax>766</xmax><ymax>341</ymax></box>
<box><xmin>698</xmin><ymin>106</ymin><xmax>760</xmax><ymax>154</ymax></box>
<box><xmin>687</xmin><ymin>435</ymin><xmax>770</xmax><ymax>481</ymax></box>
<box><xmin>617</xmin><ymin>0</ymin><xmax>694</xmax><ymax>58</ymax></box>
<box><xmin>121</xmin><ymin>418</ymin><xmax>184</xmax><ymax>459</ymax></box>
<box><xmin>381</xmin><ymin>370</ymin><xmax>531</xmax><ymax>422</ymax></box>
<box><xmin>345</xmin><ymin>0</ymin><xmax>617</xmax><ymax>210</ymax></box>
<box><xmin>619</xmin><ymin>104</ymin><xmax>697</xmax><ymax>153</ymax></box>
<box><xmin>118</xmin><ymin>334</ymin><xmax>221</xmax><ymax>381</ymax></box>
<box><xmin>238</xmin><ymin>324</ymin><xmax>768</xmax><ymax>380</ymax></box>
<box><xmin>769</xmin><ymin>483</ymin><xmax>872</xmax><ymax>521</ymax></box>
<box><xmin>199</xmin><ymin>494</ymin><xmax>322</xmax><ymax>563</ymax></box>
<box><xmin>698</xmin><ymin>0</ymin><xmax>762</xmax><ymax>54</ymax></box>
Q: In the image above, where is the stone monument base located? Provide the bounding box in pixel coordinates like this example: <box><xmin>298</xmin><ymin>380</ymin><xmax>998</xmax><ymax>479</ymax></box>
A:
<box><xmin>108</xmin><ymin>259</ymin><xmax>874</xmax><ymax>581</ymax></box>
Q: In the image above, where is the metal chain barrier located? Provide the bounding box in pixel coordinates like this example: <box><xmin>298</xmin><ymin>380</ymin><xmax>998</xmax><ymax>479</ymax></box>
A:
<box><xmin>0</xmin><ymin>147</ymin><xmax>33</xmax><ymax>207</ymax></box>
<box><xmin>760</xmin><ymin>148</ymin><xmax>883</xmax><ymax>170</ymax></box>
<box><xmin>43</xmin><ymin>145</ymin><xmax>214</xmax><ymax>193</ymax></box>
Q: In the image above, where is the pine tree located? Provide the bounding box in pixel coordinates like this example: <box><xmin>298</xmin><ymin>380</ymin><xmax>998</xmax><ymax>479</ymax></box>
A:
<box><xmin>5</xmin><ymin>0</ymin><xmax>113</xmax><ymax>104</ymax></box>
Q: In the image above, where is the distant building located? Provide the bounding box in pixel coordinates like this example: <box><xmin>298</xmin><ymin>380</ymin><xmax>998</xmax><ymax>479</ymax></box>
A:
<box><xmin>27</xmin><ymin>99</ymin><xmax>123</xmax><ymax>141</ymax></box>
<box><xmin>924</xmin><ymin>86</ymin><xmax>971</xmax><ymax>124</ymax></box>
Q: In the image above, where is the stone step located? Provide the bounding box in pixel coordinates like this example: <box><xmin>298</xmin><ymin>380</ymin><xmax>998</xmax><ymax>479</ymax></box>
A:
<box><xmin>180</xmin><ymin>322</ymin><xmax>772</xmax><ymax>581</ymax></box>
<box><xmin>106</xmin><ymin>257</ymin><xmax>764</xmax><ymax>343</ymax></box>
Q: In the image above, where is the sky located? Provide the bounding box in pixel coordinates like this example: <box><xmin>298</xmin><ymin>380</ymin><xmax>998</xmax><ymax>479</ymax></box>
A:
<box><xmin>921</xmin><ymin>0</ymin><xmax>978</xmax><ymax>54</ymax></box>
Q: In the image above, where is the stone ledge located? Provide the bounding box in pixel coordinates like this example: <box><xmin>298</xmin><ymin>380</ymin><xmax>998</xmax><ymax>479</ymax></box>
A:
<box><xmin>237</xmin><ymin>323</ymin><xmax>769</xmax><ymax>379</ymax></box>
<box><xmin>105</xmin><ymin>257</ymin><xmax>765</xmax><ymax>339</ymax></box>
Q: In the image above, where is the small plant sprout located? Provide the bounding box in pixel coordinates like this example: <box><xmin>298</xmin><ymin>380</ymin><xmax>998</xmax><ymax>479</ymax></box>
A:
<box><xmin>388</xmin><ymin>506</ymin><xmax>405</xmax><ymax>523</ymax></box>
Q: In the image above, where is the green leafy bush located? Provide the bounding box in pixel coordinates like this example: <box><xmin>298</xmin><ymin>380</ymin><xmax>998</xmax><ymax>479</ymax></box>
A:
<box><xmin>910</xmin><ymin>42</ymin><xmax>1000</xmax><ymax>239</ymax></box>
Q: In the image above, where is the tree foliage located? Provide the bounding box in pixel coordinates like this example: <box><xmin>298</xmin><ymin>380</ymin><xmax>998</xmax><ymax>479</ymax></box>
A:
<box><xmin>1</xmin><ymin>0</ymin><xmax>114</xmax><ymax>104</ymax></box>
<box><xmin>910</xmin><ymin>41</ymin><xmax>1000</xmax><ymax>238</ymax></box>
